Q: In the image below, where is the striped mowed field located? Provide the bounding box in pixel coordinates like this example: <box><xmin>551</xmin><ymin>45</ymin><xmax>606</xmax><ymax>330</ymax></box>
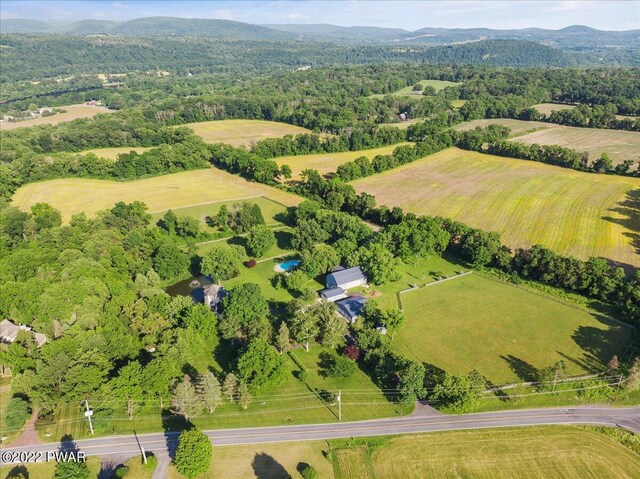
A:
<box><xmin>12</xmin><ymin>168</ymin><xmax>302</xmax><ymax>222</ymax></box>
<box><xmin>351</xmin><ymin>147</ymin><xmax>640</xmax><ymax>267</ymax></box>
<box><xmin>180</xmin><ymin>119</ymin><xmax>312</xmax><ymax>147</ymax></box>
<box><xmin>457</xmin><ymin>119</ymin><xmax>640</xmax><ymax>165</ymax></box>
<box><xmin>367</xmin><ymin>427</ymin><xmax>640</xmax><ymax>479</ymax></box>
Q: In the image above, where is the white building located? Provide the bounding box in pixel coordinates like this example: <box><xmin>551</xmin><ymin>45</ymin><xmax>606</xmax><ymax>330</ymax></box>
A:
<box><xmin>326</xmin><ymin>266</ymin><xmax>367</xmax><ymax>290</ymax></box>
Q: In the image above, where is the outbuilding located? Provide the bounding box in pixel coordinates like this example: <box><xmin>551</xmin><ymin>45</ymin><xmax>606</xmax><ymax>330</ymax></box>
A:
<box><xmin>326</xmin><ymin>266</ymin><xmax>367</xmax><ymax>290</ymax></box>
<box><xmin>320</xmin><ymin>287</ymin><xmax>347</xmax><ymax>302</ymax></box>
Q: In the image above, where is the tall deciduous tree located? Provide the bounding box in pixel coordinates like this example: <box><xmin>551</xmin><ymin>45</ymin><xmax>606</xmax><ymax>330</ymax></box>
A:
<box><xmin>109</xmin><ymin>361</ymin><xmax>143</xmax><ymax>420</ymax></box>
<box><xmin>200</xmin><ymin>245</ymin><xmax>244</xmax><ymax>283</ymax></box>
<box><xmin>173</xmin><ymin>429</ymin><xmax>213</xmax><ymax>479</ymax></box>
<box><xmin>290</xmin><ymin>307</ymin><xmax>320</xmax><ymax>352</ymax></box>
<box><xmin>246</xmin><ymin>225</ymin><xmax>275</xmax><ymax>258</ymax></box>
<box><xmin>220</xmin><ymin>283</ymin><xmax>270</xmax><ymax>340</ymax></box>
<box><xmin>237</xmin><ymin>339</ymin><xmax>287</xmax><ymax>392</ymax></box>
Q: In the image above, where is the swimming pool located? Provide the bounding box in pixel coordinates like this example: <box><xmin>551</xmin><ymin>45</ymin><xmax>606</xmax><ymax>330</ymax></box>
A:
<box><xmin>278</xmin><ymin>259</ymin><xmax>300</xmax><ymax>272</ymax></box>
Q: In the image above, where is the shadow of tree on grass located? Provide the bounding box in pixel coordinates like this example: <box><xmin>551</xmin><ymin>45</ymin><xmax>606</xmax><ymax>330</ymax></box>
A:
<box><xmin>251</xmin><ymin>453</ymin><xmax>292</xmax><ymax>479</ymax></box>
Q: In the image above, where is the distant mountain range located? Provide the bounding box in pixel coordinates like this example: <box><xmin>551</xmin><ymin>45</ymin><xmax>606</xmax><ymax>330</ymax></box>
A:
<box><xmin>1</xmin><ymin>16</ymin><xmax>638</xmax><ymax>50</ymax></box>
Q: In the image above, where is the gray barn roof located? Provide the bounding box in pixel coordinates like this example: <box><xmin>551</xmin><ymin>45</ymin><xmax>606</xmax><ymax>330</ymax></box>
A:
<box><xmin>327</xmin><ymin>266</ymin><xmax>366</xmax><ymax>286</ymax></box>
<box><xmin>336</xmin><ymin>296</ymin><xmax>368</xmax><ymax>320</ymax></box>
<box><xmin>321</xmin><ymin>287</ymin><xmax>345</xmax><ymax>298</ymax></box>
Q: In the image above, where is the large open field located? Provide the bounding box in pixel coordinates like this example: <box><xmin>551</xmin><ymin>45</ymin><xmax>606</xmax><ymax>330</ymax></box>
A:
<box><xmin>458</xmin><ymin>118</ymin><xmax>640</xmax><ymax>165</ymax></box>
<box><xmin>180</xmin><ymin>119</ymin><xmax>312</xmax><ymax>147</ymax></box>
<box><xmin>358</xmin><ymin>427</ymin><xmax>640</xmax><ymax>479</ymax></box>
<box><xmin>80</xmin><ymin>146</ymin><xmax>153</xmax><ymax>160</ymax></box>
<box><xmin>393</xmin><ymin>274</ymin><xmax>633</xmax><ymax>384</ymax></box>
<box><xmin>275</xmin><ymin>143</ymin><xmax>412</xmax><ymax>178</ymax></box>
<box><xmin>12</xmin><ymin>167</ymin><xmax>302</xmax><ymax>221</ymax></box>
<box><xmin>457</xmin><ymin>118</ymin><xmax>555</xmax><ymax>137</ymax></box>
<box><xmin>0</xmin><ymin>104</ymin><xmax>114</xmax><ymax>130</ymax></box>
<box><xmin>351</xmin><ymin>147</ymin><xmax>640</xmax><ymax>267</ymax></box>
<box><xmin>368</xmin><ymin>79</ymin><xmax>461</xmax><ymax>99</ymax></box>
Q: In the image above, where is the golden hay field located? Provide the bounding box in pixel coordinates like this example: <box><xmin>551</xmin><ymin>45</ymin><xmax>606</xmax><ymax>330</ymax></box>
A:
<box><xmin>0</xmin><ymin>104</ymin><xmax>114</xmax><ymax>130</ymax></box>
<box><xmin>458</xmin><ymin>118</ymin><xmax>640</xmax><ymax>165</ymax></box>
<box><xmin>12</xmin><ymin>168</ymin><xmax>301</xmax><ymax>222</ymax></box>
<box><xmin>80</xmin><ymin>146</ymin><xmax>153</xmax><ymax>160</ymax></box>
<box><xmin>532</xmin><ymin>102</ymin><xmax>576</xmax><ymax>115</ymax></box>
<box><xmin>180</xmin><ymin>119</ymin><xmax>312</xmax><ymax>147</ymax></box>
<box><xmin>275</xmin><ymin>142</ymin><xmax>412</xmax><ymax>178</ymax></box>
<box><xmin>351</xmin><ymin>147</ymin><xmax>640</xmax><ymax>267</ymax></box>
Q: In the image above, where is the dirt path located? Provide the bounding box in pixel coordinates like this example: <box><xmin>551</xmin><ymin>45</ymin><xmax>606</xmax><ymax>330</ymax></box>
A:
<box><xmin>9</xmin><ymin>408</ymin><xmax>42</xmax><ymax>447</ymax></box>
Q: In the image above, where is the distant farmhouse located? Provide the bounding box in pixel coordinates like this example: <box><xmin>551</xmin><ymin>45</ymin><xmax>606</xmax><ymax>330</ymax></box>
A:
<box><xmin>0</xmin><ymin>319</ymin><xmax>47</xmax><ymax>347</ymax></box>
<box><xmin>321</xmin><ymin>266</ymin><xmax>368</xmax><ymax>322</ymax></box>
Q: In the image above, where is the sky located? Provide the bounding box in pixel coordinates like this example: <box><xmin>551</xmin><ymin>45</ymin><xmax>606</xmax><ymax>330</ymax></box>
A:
<box><xmin>1</xmin><ymin>1</ymin><xmax>639</xmax><ymax>31</ymax></box>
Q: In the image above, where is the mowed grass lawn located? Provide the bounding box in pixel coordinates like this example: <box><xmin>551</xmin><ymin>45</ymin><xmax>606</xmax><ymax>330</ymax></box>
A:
<box><xmin>180</xmin><ymin>119</ymin><xmax>312</xmax><ymax>147</ymax></box>
<box><xmin>12</xmin><ymin>168</ymin><xmax>302</xmax><ymax>222</ymax></box>
<box><xmin>368</xmin><ymin>79</ymin><xmax>461</xmax><ymax>98</ymax></box>
<box><xmin>393</xmin><ymin>274</ymin><xmax>633</xmax><ymax>384</ymax></box>
<box><xmin>351</xmin><ymin>147</ymin><xmax>640</xmax><ymax>267</ymax></box>
<box><xmin>458</xmin><ymin>118</ymin><xmax>640</xmax><ymax>165</ymax></box>
<box><xmin>80</xmin><ymin>146</ymin><xmax>153</xmax><ymax>160</ymax></box>
<box><xmin>275</xmin><ymin>143</ymin><xmax>412</xmax><ymax>179</ymax></box>
<box><xmin>0</xmin><ymin>104</ymin><xmax>114</xmax><ymax>131</ymax></box>
<box><xmin>365</xmin><ymin>427</ymin><xmax>640</xmax><ymax>479</ymax></box>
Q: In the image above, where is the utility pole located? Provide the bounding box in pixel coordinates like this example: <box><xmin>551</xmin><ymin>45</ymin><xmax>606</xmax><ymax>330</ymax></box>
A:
<box><xmin>337</xmin><ymin>390</ymin><xmax>342</xmax><ymax>422</ymax></box>
<box><xmin>84</xmin><ymin>400</ymin><xmax>94</xmax><ymax>435</ymax></box>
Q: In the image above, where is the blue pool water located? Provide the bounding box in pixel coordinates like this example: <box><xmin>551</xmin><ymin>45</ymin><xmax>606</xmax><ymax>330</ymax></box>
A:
<box><xmin>279</xmin><ymin>259</ymin><xmax>300</xmax><ymax>272</ymax></box>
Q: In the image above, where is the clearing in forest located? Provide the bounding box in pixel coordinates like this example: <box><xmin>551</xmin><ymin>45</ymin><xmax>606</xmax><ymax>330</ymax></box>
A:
<box><xmin>532</xmin><ymin>102</ymin><xmax>576</xmax><ymax>115</ymax></box>
<box><xmin>351</xmin><ymin>147</ymin><xmax>640</xmax><ymax>267</ymax></box>
<box><xmin>275</xmin><ymin>142</ymin><xmax>413</xmax><ymax>178</ymax></box>
<box><xmin>0</xmin><ymin>104</ymin><xmax>114</xmax><ymax>130</ymax></box>
<box><xmin>368</xmin><ymin>79</ymin><xmax>461</xmax><ymax>98</ymax></box>
<box><xmin>80</xmin><ymin>146</ymin><xmax>153</xmax><ymax>160</ymax></box>
<box><xmin>12</xmin><ymin>167</ymin><xmax>301</xmax><ymax>221</ymax></box>
<box><xmin>180</xmin><ymin>119</ymin><xmax>312</xmax><ymax>147</ymax></box>
<box><xmin>393</xmin><ymin>274</ymin><xmax>633</xmax><ymax>384</ymax></box>
<box><xmin>458</xmin><ymin>118</ymin><xmax>640</xmax><ymax>165</ymax></box>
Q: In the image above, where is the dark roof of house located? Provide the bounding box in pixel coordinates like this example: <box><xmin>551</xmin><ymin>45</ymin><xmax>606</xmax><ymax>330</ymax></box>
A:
<box><xmin>327</xmin><ymin>266</ymin><xmax>366</xmax><ymax>285</ymax></box>
<box><xmin>336</xmin><ymin>296</ymin><xmax>368</xmax><ymax>319</ymax></box>
<box><xmin>321</xmin><ymin>287</ymin><xmax>345</xmax><ymax>298</ymax></box>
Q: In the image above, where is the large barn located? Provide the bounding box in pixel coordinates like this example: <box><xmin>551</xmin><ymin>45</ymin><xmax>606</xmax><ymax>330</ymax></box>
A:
<box><xmin>326</xmin><ymin>266</ymin><xmax>367</xmax><ymax>290</ymax></box>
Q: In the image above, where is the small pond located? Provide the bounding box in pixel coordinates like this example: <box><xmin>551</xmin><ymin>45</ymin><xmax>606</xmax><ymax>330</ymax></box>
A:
<box><xmin>165</xmin><ymin>275</ymin><xmax>214</xmax><ymax>302</ymax></box>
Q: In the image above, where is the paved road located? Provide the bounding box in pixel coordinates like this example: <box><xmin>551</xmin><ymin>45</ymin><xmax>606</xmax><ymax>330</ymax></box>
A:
<box><xmin>1</xmin><ymin>406</ymin><xmax>639</xmax><ymax>467</ymax></box>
